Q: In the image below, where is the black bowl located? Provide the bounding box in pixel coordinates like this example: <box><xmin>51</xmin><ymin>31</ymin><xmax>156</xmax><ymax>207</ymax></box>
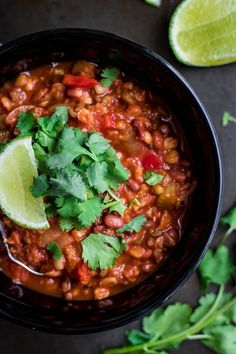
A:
<box><xmin>0</xmin><ymin>29</ymin><xmax>223</xmax><ymax>334</ymax></box>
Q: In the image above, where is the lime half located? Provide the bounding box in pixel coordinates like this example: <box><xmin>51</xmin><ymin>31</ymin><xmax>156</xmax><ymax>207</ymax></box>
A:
<box><xmin>169</xmin><ymin>0</ymin><xmax>236</xmax><ymax>66</ymax></box>
<box><xmin>0</xmin><ymin>137</ymin><xmax>49</xmax><ymax>229</ymax></box>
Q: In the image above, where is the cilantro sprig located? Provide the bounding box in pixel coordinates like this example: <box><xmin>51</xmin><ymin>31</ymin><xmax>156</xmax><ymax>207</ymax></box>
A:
<box><xmin>100</xmin><ymin>67</ymin><xmax>120</xmax><ymax>87</ymax></box>
<box><xmin>16</xmin><ymin>107</ymin><xmax>129</xmax><ymax>231</ymax></box>
<box><xmin>104</xmin><ymin>205</ymin><xmax>236</xmax><ymax>354</ymax></box>
<box><xmin>46</xmin><ymin>242</ymin><xmax>63</xmax><ymax>261</ymax></box>
<box><xmin>144</xmin><ymin>171</ymin><xmax>163</xmax><ymax>185</ymax></box>
<box><xmin>117</xmin><ymin>215</ymin><xmax>147</xmax><ymax>233</ymax></box>
<box><xmin>222</xmin><ymin>111</ymin><xmax>236</xmax><ymax>127</ymax></box>
<box><xmin>82</xmin><ymin>233</ymin><xmax>126</xmax><ymax>270</ymax></box>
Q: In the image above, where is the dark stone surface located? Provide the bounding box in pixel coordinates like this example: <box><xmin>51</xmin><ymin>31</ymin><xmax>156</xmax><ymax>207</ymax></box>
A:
<box><xmin>0</xmin><ymin>0</ymin><xmax>235</xmax><ymax>353</ymax></box>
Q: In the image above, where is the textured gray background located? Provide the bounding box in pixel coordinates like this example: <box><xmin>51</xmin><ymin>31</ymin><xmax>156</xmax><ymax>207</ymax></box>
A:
<box><xmin>0</xmin><ymin>0</ymin><xmax>235</xmax><ymax>353</ymax></box>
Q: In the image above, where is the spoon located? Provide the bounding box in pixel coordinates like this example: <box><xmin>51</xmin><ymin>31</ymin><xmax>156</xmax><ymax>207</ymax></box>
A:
<box><xmin>0</xmin><ymin>220</ymin><xmax>45</xmax><ymax>276</ymax></box>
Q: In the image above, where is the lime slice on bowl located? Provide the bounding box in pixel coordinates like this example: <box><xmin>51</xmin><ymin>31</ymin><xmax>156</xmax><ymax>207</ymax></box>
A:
<box><xmin>0</xmin><ymin>137</ymin><xmax>49</xmax><ymax>229</ymax></box>
<box><xmin>169</xmin><ymin>0</ymin><xmax>236</xmax><ymax>67</ymax></box>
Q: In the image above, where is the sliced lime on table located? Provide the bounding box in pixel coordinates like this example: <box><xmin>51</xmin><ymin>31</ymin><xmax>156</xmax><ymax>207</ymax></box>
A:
<box><xmin>169</xmin><ymin>0</ymin><xmax>236</xmax><ymax>67</ymax></box>
<box><xmin>0</xmin><ymin>137</ymin><xmax>49</xmax><ymax>229</ymax></box>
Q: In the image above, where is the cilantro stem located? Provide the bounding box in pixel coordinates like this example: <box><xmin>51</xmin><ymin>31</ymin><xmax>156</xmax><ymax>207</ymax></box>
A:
<box><xmin>103</xmin><ymin>286</ymin><xmax>235</xmax><ymax>354</ymax></box>
<box><xmin>187</xmin><ymin>334</ymin><xmax>212</xmax><ymax>340</ymax></box>
<box><xmin>103</xmin><ymin>201</ymin><xmax>120</xmax><ymax>209</ymax></box>
<box><xmin>108</xmin><ymin>189</ymin><xmax>120</xmax><ymax>201</ymax></box>
<box><xmin>220</xmin><ymin>226</ymin><xmax>234</xmax><ymax>244</ymax></box>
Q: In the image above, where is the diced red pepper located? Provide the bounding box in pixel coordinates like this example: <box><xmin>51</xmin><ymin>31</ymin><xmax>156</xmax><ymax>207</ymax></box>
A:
<box><xmin>77</xmin><ymin>262</ymin><xmax>91</xmax><ymax>285</ymax></box>
<box><xmin>62</xmin><ymin>74</ymin><xmax>98</xmax><ymax>88</ymax></box>
<box><xmin>100</xmin><ymin>114</ymin><xmax>116</xmax><ymax>129</ymax></box>
<box><xmin>142</xmin><ymin>151</ymin><xmax>163</xmax><ymax>170</ymax></box>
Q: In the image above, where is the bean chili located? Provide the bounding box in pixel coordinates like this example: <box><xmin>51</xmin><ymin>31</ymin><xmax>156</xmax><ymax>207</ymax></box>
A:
<box><xmin>0</xmin><ymin>60</ymin><xmax>196</xmax><ymax>300</ymax></box>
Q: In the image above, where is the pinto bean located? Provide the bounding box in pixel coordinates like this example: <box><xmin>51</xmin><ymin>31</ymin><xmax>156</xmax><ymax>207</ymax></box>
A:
<box><xmin>99</xmin><ymin>277</ymin><xmax>118</xmax><ymax>287</ymax></box>
<box><xmin>94</xmin><ymin>287</ymin><xmax>110</xmax><ymax>300</ymax></box>
<box><xmin>128</xmin><ymin>178</ymin><xmax>140</xmax><ymax>192</ymax></box>
<box><xmin>169</xmin><ymin>169</ymin><xmax>186</xmax><ymax>183</ymax></box>
<box><xmin>123</xmin><ymin>264</ymin><xmax>140</xmax><ymax>282</ymax></box>
<box><xmin>163</xmin><ymin>229</ymin><xmax>178</xmax><ymax>247</ymax></box>
<box><xmin>159</xmin><ymin>124</ymin><xmax>170</xmax><ymax>135</ymax></box>
<box><xmin>128</xmin><ymin>246</ymin><xmax>146</xmax><ymax>258</ymax></box>
<box><xmin>164</xmin><ymin>137</ymin><xmax>178</xmax><ymax>150</ymax></box>
<box><xmin>15</xmin><ymin>73</ymin><xmax>29</xmax><ymax>87</ymax></box>
<box><xmin>61</xmin><ymin>278</ymin><xmax>72</xmax><ymax>293</ymax></box>
<box><xmin>164</xmin><ymin>150</ymin><xmax>180</xmax><ymax>164</ymax></box>
<box><xmin>141</xmin><ymin>131</ymin><xmax>153</xmax><ymax>145</ymax></box>
<box><xmin>142</xmin><ymin>261</ymin><xmax>155</xmax><ymax>273</ymax></box>
<box><xmin>1</xmin><ymin>96</ymin><xmax>13</xmax><ymax>111</ymax></box>
<box><xmin>153</xmin><ymin>131</ymin><xmax>164</xmax><ymax>150</ymax></box>
<box><xmin>104</xmin><ymin>214</ymin><xmax>124</xmax><ymax>229</ymax></box>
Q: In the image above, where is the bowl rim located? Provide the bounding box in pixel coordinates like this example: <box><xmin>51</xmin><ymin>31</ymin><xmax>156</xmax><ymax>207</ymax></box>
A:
<box><xmin>0</xmin><ymin>28</ymin><xmax>224</xmax><ymax>334</ymax></box>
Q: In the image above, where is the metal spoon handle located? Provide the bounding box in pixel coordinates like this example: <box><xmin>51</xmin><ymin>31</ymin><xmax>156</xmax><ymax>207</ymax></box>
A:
<box><xmin>0</xmin><ymin>221</ymin><xmax>45</xmax><ymax>276</ymax></box>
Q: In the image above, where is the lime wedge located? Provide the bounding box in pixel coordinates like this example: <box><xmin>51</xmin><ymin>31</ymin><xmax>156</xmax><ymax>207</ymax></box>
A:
<box><xmin>169</xmin><ymin>0</ymin><xmax>236</xmax><ymax>66</ymax></box>
<box><xmin>0</xmin><ymin>137</ymin><xmax>49</xmax><ymax>229</ymax></box>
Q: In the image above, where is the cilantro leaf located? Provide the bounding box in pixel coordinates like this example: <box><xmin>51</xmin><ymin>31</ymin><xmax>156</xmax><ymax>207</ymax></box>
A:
<box><xmin>46</xmin><ymin>242</ymin><xmax>62</xmax><ymax>261</ymax></box>
<box><xmin>33</xmin><ymin>143</ymin><xmax>47</xmax><ymax>172</ymax></box>
<box><xmin>16</xmin><ymin>111</ymin><xmax>35</xmax><ymax>136</ymax></box>
<box><xmin>127</xmin><ymin>330</ymin><xmax>151</xmax><ymax>345</ymax></box>
<box><xmin>191</xmin><ymin>293</ymin><xmax>233</xmax><ymax>326</ymax></box>
<box><xmin>86</xmin><ymin>132</ymin><xmax>110</xmax><ymax>155</ymax></box>
<box><xmin>127</xmin><ymin>303</ymin><xmax>192</xmax><ymax>349</ymax></box>
<box><xmin>100</xmin><ymin>67</ymin><xmax>120</xmax><ymax>87</ymax></box>
<box><xmin>47</xmin><ymin>145</ymin><xmax>92</xmax><ymax>169</ymax></box>
<box><xmin>56</xmin><ymin>196</ymin><xmax>81</xmax><ymax>217</ymax></box>
<box><xmin>59</xmin><ymin>216</ymin><xmax>80</xmax><ymax>231</ymax></box>
<box><xmin>30</xmin><ymin>175</ymin><xmax>49</xmax><ymax>197</ymax></box>
<box><xmin>46</xmin><ymin>127</ymin><xmax>96</xmax><ymax>170</ymax></box>
<box><xmin>203</xmin><ymin>325</ymin><xmax>236</xmax><ymax>354</ymax></box>
<box><xmin>86</xmin><ymin>161</ymin><xmax>108</xmax><ymax>193</ymax></box>
<box><xmin>109</xmin><ymin>200</ymin><xmax>126</xmax><ymax>216</ymax></box>
<box><xmin>143</xmin><ymin>304</ymin><xmax>192</xmax><ymax>339</ymax></box>
<box><xmin>222</xmin><ymin>111</ymin><xmax>236</xmax><ymax>127</ymax></box>
<box><xmin>117</xmin><ymin>215</ymin><xmax>147</xmax><ymax>233</ymax></box>
<box><xmin>77</xmin><ymin>197</ymin><xmax>103</xmax><ymax>227</ymax></box>
<box><xmin>82</xmin><ymin>233</ymin><xmax>126</xmax><ymax>270</ymax></box>
<box><xmin>58</xmin><ymin>126</ymin><xmax>85</xmax><ymax>150</ymax></box>
<box><xmin>107</xmin><ymin>159</ymin><xmax>129</xmax><ymax>190</ymax></box>
<box><xmin>49</xmin><ymin>171</ymin><xmax>87</xmax><ymax>200</ymax></box>
<box><xmin>37</xmin><ymin>105</ymin><xmax>68</xmax><ymax>138</ymax></box>
<box><xmin>34</xmin><ymin>130</ymin><xmax>56</xmax><ymax>153</ymax></box>
<box><xmin>144</xmin><ymin>171</ymin><xmax>163</xmax><ymax>185</ymax></box>
<box><xmin>44</xmin><ymin>202</ymin><xmax>57</xmax><ymax>218</ymax></box>
<box><xmin>221</xmin><ymin>205</ymin><xmax>236</xmax><ymax>232</ymax></box>
<box><xmin>199</xmin><ymin>245</ymin><xmax>234</xmax><ymax>289</ymax></box>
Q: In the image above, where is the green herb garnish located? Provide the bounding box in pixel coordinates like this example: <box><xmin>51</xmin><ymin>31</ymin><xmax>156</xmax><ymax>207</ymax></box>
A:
<box><xmin>101</xmin><ymin>67</ymin><xmax>120</xmax><ymax>87</ymax></box>
<box><xmin>104</xmin><ymin>204</ymin><xmax>236</xmax><ymax>354</ymax></box>
<box><xmin>222</xmin><ymin>112</ymin><xmax>236</xmax><ymax>127</ymax></box>
<box><xmin>16</xmin><ymin>111</ymin><xmax>35</xmax><ymax>135</ymax></box>
<box><xmin>129</xmin><ymin>198</ymin><xmax>141</xmax><ymax>208</ymax></box>
<box><xmin>82</xmin><ymin>233</ymin><xmax>126</xmax><ymax>270</ymax></box>
<box><xmin>199</xmin><ymin>245</ymin><xmax>234</xmax><ymax>290</ymax></box>
<box><xmin>46</xmin><ymin>242</ymin><xmax>63</xmax><ymax>261</ymax></box>
<box><xmin>144</xmin><ymin>171</ymin><xmax>163</xmax><ymax>185</ymax></box>
<box><xmin>16</xmin><ymin>107</ymin><xmax>129</xmax><ymax>232</ymax></box>
<box><xmin>117</xmin><ymin>215</ymin><xmax>147</xmax><ymax>233</ymax></box>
